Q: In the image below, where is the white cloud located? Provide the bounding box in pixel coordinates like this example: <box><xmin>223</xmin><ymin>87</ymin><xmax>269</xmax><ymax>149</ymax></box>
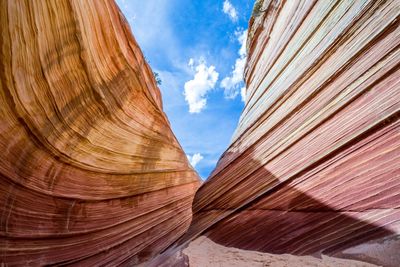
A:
<box><xmin>237</xmin><ymin>29</ymin><xmax>247</xmax><ymax>58</ymax></box>
<box><xmin>187</xmin><ymin>153</ymin><xmax>203</xmax><ymax>168</ymax></box>
<box><xmin>221</xmin><ymin>29</ymin><xmax>247</xmax><ymax>100</ymax></box>
<box><xmin>223</xmin><ymin>0</ymin><xmax>238</xmax><ymax>22</ymax></box>
<box><xmin>184</xmin><ymin>60</ymin><xmax>219</xmax><ymax>113</ymax></box>
<box><xmin>188</xmin><ymin>58</ymin><xmax>194</xmax><ymax>69</ymax></box>
<box><xmin>241</xmin><ymin>86</ymin><xmax>246</xmax><ymax>102</ymax></box>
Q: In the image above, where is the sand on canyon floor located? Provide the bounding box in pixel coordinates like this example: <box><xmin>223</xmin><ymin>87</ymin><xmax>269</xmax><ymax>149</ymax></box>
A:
<box><xmin>182</xmin><ymin>236</ymin><xmax>379</xmax><ymax>267</ymax></box>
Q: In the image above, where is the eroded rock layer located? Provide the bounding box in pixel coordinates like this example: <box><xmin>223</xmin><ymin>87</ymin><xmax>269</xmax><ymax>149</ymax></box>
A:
<box><xmin>0</xmin><ymin>0</ymin><xmax>199</xmax><ymax>265</ymax></box>
<box><xmin>182</xmin><ymin>0</ymin><xmax>400</xmax><ymax>266</ymax></box>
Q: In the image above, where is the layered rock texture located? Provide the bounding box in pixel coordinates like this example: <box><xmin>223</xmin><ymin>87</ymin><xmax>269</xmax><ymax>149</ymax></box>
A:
<box><xmin>177</xmin><ymin>0</ymin><xmax>400</xmax><ymax>266</ymax></box>
<box><xmin>1</xmin><ymin>0</ymin><xmax>400</xmax><ymax>266</ymax></box>
<box><xmin>0</xmin><ymin>0</ymin><xmax>199</xmax><ymax>265</ymax></box>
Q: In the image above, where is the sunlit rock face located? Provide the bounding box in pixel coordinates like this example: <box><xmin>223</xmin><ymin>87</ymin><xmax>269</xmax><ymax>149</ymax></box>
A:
<box><xmin>0</xmin><ymin>0</ymin><xmax>200</xmax><ymax>265</ymax></box>
<box><xmin>182</xmin><ymin>0</ymin><xmax>400</xmax><ymax>266</ymax></box>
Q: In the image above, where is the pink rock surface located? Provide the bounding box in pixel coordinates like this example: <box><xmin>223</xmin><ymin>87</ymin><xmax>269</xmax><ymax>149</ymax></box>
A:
<box><xmin>173</xmin><ymin>0</ymin><xmax>400</xmax><ymax>266</ymax></box>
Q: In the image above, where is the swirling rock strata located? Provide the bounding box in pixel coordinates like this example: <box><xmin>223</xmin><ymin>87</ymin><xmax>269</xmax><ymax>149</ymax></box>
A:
<box><xmin>182</xmin><ymin>0</ymin><xmax>400</xmax><ymax>266</ymax></box>
<box><xmin>0</xmin><ymin>0</ymin><xmax>199</xmax><ymax>265</ymax></box>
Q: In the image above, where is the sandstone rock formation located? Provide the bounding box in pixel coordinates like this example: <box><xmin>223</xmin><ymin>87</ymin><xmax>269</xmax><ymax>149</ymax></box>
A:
<box><xmin>0</xmin><ymin>0</ymin><xmax>199</xmax><ymax>265</ymax></box>
<box><xmin>175</xmin><ymin>0</ymin><xmax>400</xmax><ymax>266</ymax></box>
<box><xmin>1</xmin><ymin>0</ymin><xmax>400</xmax><ymax>266</ymax></box>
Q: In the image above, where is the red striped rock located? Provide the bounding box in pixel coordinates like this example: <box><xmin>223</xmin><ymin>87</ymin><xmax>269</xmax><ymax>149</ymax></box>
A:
<box><xmin>0</xmin><ymin>0</ymin><xmax>199</xmax><ymax>265</ymax></box>
<box><xmin>177</xmin><ymin>0</ymin><xmax>400</xmax><ymax>266</ymax></box>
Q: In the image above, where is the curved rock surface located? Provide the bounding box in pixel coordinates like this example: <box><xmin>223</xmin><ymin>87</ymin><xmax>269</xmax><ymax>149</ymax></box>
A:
<box><xmin>0</xmin><ymin>0</ymin><xmax>199</xmax><ymax>265</ymax></box>
<box><xmin>177</xmin><ymin>0</ymin><xmax>400</xmax><ymax>266</ymax></box>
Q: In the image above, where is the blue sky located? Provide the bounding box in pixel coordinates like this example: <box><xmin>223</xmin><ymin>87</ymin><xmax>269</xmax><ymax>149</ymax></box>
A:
<box><xmin>116</xmin><ymin>0</ymin><xmax>254</xmax><ymax>179</ymax></box>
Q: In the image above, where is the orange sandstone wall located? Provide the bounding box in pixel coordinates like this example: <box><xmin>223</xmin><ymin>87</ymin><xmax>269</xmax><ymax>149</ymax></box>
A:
<box><xmin>183</xmin><ymin>0</ymin><xmax>400</xmax><ymax>266</ymax></box>
<box><xmin>0</xmin><ymin>0</ymin><xmax>199</xmax><ymax>265</ymax></box>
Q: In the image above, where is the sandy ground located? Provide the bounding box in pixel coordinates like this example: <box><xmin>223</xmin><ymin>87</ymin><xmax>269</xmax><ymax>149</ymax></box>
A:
<box><xmin>337</xmin><ymin>235</ymin><xmax>400</xmax><ymax>267</ymax></box>
<box><xmin>182</xmin><ymin>236</ymin><xmax>379</xmax><ymax>267</ymax></box>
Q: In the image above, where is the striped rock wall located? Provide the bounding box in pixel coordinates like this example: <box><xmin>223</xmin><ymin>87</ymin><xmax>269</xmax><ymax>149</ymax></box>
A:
<box><xmin>0</xmin><ymin>0</ymin><xmax>200</xmax><ymax>265</ymax></box>
<box><xmin>182</xmin><ymin>0</ymin><xmax>400</xmax><ymax>266</ymax></box>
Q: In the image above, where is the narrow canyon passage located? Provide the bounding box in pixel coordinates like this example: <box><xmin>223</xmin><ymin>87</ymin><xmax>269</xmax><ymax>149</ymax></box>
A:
<box><xmin>0</xmin><ymin>0</ymin><xmax>399</xmax><ymax>266</ymax></box>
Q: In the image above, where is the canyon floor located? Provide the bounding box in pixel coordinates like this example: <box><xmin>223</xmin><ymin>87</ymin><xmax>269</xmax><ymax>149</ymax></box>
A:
<box><xmin>182</xmin><ymin>236</ymin><xmax>379</xmax><ymax>267</ymax></box>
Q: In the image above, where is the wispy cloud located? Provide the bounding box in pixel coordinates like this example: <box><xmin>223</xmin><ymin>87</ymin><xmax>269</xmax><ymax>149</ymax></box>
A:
<box><xmin>188</xmin><ymin>58</ymin><xmax>194</xmax><ymax>68</ymax></box>
<box><xmin>187</xmin><ymin>153</ymin><xmax>204</xmax><ymax>168</ymax></box>
<box><xmin>240</xmin><ymin>86</ymin><xmax>247</xmax><ymax>102</ymax></box>
<box><xmin>116</xmin><ymin>1</ymin><xmax>183</xmax><ymax>70</ymax></box>
<box><xmin>221</xmin><ymin>29</ymin><xmax>247</xmax><ymax>100</ymax></box>
<box><xmin>184</xmin><ymin>59</ymin><xmax>219</xmax><ymax>113</ymax></box>
<box><xmin>223</xmin><ymin>0</ymin><xmax>238</xmax><ymax>22</ymax></box>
